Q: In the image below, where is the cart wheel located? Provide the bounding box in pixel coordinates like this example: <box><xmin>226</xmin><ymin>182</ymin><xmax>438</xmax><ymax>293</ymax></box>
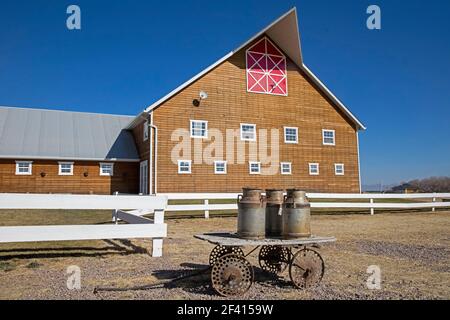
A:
<box><xmin>289</xmin><ymin>248</ymin><xmax>325</xmax><ymax>289</ymax></box>
<box><xmin>258</xmin><ymin>245</ymin><xmax>290</xmax><ymax>274</ymax></box>
<box><xmin>209</xmin><ymin>245</ymin><xmax>244</xmax><ymax>266</ymax></box>
<box><xmin>211</xmin><ymin>253</ymin><xmax>254</xmax><ymax>297</ymax></box>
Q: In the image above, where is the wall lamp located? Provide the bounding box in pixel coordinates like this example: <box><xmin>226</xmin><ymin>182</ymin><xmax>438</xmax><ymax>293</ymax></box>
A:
<box><xmin>193</xmin><ymin>91</ymin><xmax>208</xmax><ymax>107</ymax></box>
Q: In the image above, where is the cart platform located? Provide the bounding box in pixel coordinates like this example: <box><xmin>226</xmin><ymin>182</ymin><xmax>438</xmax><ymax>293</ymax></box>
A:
<box><xmin>194</xmin><ymin>232</ymin><xmax>336</xmax><ymax>246</ymax></box>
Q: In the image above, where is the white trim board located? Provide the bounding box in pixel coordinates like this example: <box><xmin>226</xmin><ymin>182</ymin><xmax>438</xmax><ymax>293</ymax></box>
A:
<box><xmin>0</xmin><ymin>193</ymin><xmax>168</xmax><ymax>210</ymax></box>
<box><xmin>158</xmin><ymin>192</ymin><xmax>450</xmax><ymax>200</ymax></box>
<box><xmin>0</xmin><ymin>224</ymin><xmax>167</xmax><ymax>243</ymax></box>
<box><xmin>1</xmin><ymin>155</ymin><xmax>140</xmax><ymax>162</ymax></box>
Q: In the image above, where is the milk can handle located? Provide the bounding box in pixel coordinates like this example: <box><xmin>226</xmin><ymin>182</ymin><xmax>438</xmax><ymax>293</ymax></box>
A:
<box><xmin>277</xmin><ymin>206</ymin><xmax>283</xmax><ymax>216</ymax></box>
<box><xmin>259</xmin><ymin>195</ymin><xmax>265</xmax><ymax>207</ymax></box>
<box><xmin>237</xmin><ymin>194</ymin><xmax>243</xmax><ymax>203</ymax></box>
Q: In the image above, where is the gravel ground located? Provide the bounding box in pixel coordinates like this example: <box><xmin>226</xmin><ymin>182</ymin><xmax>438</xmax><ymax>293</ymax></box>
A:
<box><xmin>0</xmin><ymin>211</ymin><xmax>449</xmax><ymax>300</ymax></box>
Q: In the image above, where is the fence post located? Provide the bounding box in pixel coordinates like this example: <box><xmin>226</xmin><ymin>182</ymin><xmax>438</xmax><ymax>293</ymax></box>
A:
<box><xmin>204</xmin><ymin>199</ymin><xmax>210</xmax><ymax>219</ymax></box>
<box><xmin>152</xmin><ymin>209</ymin><xmax>165</xmax><ymax>257</ymax></box>
<box><xmin>432</xmin><ymin>194</ymin><xmax>436</xmax><ymax>212</ymax></box>
<box><xmin>112</xmin><ymin>191</ymin><xmax>119</xmax><ymax>224</ymax></box>
<box><xmin>370</xmin><ymin>198</ymin><xmax>374</xmax><ymax>216</ymax></box>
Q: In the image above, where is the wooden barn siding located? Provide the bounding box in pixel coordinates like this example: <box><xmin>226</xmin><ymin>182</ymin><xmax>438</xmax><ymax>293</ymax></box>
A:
<box><xmin>132</xmin><ymin>116</ymin><xmax>150</xmax><ymax>160</ymax></box>
<box><xmin>0</xmin><ymin>160</ymin><xmax>139</xmax><ymax>194</ymax></box>
<box><xmin>137</xmin><ymin>35</ymin><xmax>361</xmax><ymax>193</ymax></box>
<box><xmin>131</xmin><ymin>116</ymin><xmax>154</xmax><ymax>192</ymax></box>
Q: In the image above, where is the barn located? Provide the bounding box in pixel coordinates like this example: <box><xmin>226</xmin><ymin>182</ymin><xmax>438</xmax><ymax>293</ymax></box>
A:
<box><xmin>0</xmin><ymin>8</ymin><xmax>365</xmax><ymax>195</ymax></box>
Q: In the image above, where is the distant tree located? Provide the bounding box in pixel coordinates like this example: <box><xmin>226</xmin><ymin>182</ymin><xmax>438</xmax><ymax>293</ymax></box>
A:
<box><xmin>406</xmin><ymin>177</ymin><xmax>450</xmax><ymax>193</ymax></box>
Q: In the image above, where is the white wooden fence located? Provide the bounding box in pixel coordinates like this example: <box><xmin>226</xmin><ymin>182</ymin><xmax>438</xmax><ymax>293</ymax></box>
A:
<box><xmin>160</xmin><ymin>192</ymin><xmax>450</xmax><ymax>218</ymax></box>
<box><xmin>0</xmin><ymin>193</ymin><xmax>168</xmax><ymax>257</ymax></box>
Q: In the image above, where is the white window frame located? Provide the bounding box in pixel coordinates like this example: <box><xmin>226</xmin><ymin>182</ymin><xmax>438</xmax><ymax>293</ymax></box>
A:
<box><xmin>335</xmin><ymin>163</ymin><xmax>345</xmax><ymax>176</ymax></box>
<box><xmin>280</xmin><ymin>162</ymin><xmax>292</xmax><ymax>175</ymax></box>
<box><xmin>178</xmin><ymin>160</ymin><xmax>192</xmax><ymax>174</ymax></box>
<box><xmin>322</xmin><ymin>129</ymin><xmax>336</xmax><ymax>146</ymax></box>
<box><xmin>284</xmin><ymin>127</ymin><xmax>298</xmax><ymax>144</ymax></box>
<box><xmin>214</xmin><ymin>161</ymin><xmax>227</xmax><ymax>175</ymax></box>
<box><xmin>143</xmin><ymin>120</ymin><xmax>149</xmax><ymax>141</ymax></box>
<box><xmin>190</xmin><ymin>120</ymin><xmax>208</xmax><ymax>139</ymax></box>
<box><xmin>15</xmin><ymin>161</ymin><xmax>32</xmax><ymax>175</ymax></box>
<box><xmin>240</xmin><ymin>123</ymin><xmax>257</xmax><ymax>142</ymax></box>
<box><xmin>58</xmin><ymin>162</ymin><xmax>74</xmax><ymax>176</ymax></box>
<box><xmin>249</xmin><ymin>161</ymin><xmax>261</xmax><ymax>175</ymax></box>
<box><xmin>309</xmin><ymin>163</ymin><xmax>320</xmax><ymax>176</ymax></box>
<box><xmin>99</xmin><ymin>162</ymin><xmax>114</xmax><ymax>176</ymax></box>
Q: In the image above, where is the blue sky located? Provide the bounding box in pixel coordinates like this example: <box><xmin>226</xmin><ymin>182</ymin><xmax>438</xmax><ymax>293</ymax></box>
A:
<box><xmin>0</xmin><ymin>0</ymin><xmax>449</xmax><ymax>186</ymax></box>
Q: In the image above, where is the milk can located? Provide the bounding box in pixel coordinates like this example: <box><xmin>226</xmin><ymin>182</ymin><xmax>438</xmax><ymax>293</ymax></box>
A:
<box><xmin>282</xmin><ymin>189</ymin><xmax>311</xmax><ymax>239</ymax></box>
<box><xmin>265</xmin><ymin>189</ymin><xmax>284</xmax><ymax>237</ymax></box>
<box><xmin>237</xmin><ymin>188</ymin><xmax>266</xmax><ymax>239</ymax></box>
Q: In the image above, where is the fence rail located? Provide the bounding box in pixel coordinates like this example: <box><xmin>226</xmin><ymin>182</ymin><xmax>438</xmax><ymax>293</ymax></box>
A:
<box><xmin>0</xmin><ymin>193</ymin><xmax>168</xmax><ymax>257</ymax></box>
<box><xmin>160</xmin><ymin>192</ymin><xmax>450</xmax><ymax>218</ymax></box>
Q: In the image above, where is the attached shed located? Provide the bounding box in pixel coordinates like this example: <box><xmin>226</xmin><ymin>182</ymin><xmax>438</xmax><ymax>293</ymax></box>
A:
<box><xmin>0</xmin><ymin>106</ymin><xmax>140</xmax><ymax>194</ymax></box>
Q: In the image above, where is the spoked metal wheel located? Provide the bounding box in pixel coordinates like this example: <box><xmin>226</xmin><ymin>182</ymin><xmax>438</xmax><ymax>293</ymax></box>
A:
<box><xmin>258</xmin><ymin>245</ymin><xmax>290</xmax><ymax>274</ymax></box>
<box><xmin>209</xmin><ymin>245</ymin><xmax>244</xmax><ymax>266</ymax></box>
<box><xmin>289</xmin><ymin>248</ymin><xmax>325</xmax><ymax>289</ymax></box>
<box><xmin>211</xmin><ymin>253</ymin><xmax>254</xmax><ymax>297</ymax></box>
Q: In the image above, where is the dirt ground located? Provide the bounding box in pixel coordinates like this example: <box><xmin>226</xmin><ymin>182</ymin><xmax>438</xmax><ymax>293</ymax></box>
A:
<box><xmin>0</xmin><ymin>211</ymin><xmax>449</xmax><ymax>300</ymax></box>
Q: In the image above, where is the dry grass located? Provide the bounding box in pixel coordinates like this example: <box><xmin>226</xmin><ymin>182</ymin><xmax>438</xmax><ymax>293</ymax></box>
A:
<box><xmin>0</xmin><ymin>210</ymin><xmax>448</xmax><ymax>300</ymax></box>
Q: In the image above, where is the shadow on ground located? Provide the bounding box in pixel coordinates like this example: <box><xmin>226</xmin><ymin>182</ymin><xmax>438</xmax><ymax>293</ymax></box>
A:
<box><xmin>149</xmin><ymin>263</ymin><xmax>293</xmax><ymax>297</ymax></box>
<box><xmin>0</xmin><ymin>239</ymin><xmax>148</xmax><ymax>261</ymax></box>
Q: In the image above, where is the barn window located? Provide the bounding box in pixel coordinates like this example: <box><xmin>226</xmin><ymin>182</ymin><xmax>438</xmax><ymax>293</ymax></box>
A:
<box><xmin>335</xmin><ymin>163</ymin><xmax>345</xmax><ymax>176</ymax></box>
<box><xmin>309</xmin><ymin>163</ymin><xmax>319</xmax><ymax>175</ymax></box>
<box><xmin>58</xmin><ymin>162</ymin><xmax>74</xmax><ymax>175</ymax></box>
<box><xmin>281</xmin><ymin>162</ymin><xmax>292</xmax><ymax>175</ymax></box>
<box><xmin>190</xmin><ymin>120</ymin><xmax>208</xmax><ymax>138</ymax></box>
<box><xmin>249</xmin><ymin>162</ymin><xmax>261</xmax><ymax>175</ymax></box>
<box><xmin>284</xmin><ymin>127</ymin><xmax>298</xmax><ymax>144</ymax></box>
<box><xmin>246</xmin><ymin>37</ymin><xmax>287</xmax><ymax>96</ymax></box>
<box><xmin>178</xmin><ymin>160</ymin><xmax>192</xmax><ymax>174</ymax></box>
<box><xmin>143</xmin><ymin>121</ymin><xmax>149</xmax><ymax>141</ymax></box>
<box><xmin>240</xmin><ymin>123</ymin><xmax>256</xmax><ymax>141</ymax></box>
<box><xmin>322</xmin><ymin>130</ymin><xmax>335</xmax><ymax>145</ymax></box>
<box><xmin>214</xmin><ymin>161</ymin><xmax>227</xmax><ymax>175</ymax></box>
<box><xmin>15</xmin><ymin>161</ymin><xmax>32</xmax><ymax>175</ymax></box>
<box><xmin>100</xmin><ymin>163</ymin><xmax>114</xmax><ymax>176</ymax></box>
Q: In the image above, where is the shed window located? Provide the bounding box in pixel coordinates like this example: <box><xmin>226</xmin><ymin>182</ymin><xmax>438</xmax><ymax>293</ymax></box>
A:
<box><xmin>214</xmin><ymin>161</ymin><xmax>227</xmax><ymax>175</ymax></box>
<box><xmin>335</xmin><ymin>163</ymin><xmax>345</xmax><ymax>176</ymax></box>
<box><xmin>284</xmin><ymin>127</ymin><xmax>298</xmax><ymax>144</ymax></box>
<box><xmin>241</xmin><ymin>124</ymin><xmax>256</xmax><ymax>141</ymax></box>
<box><xmin>58</xmin><ymin>162</ymin><xmax>74</xmax><ymax>175</ymax></box>
<box><xmin>190</xmin><ymin>120</ymin><xmax>208</xmax><ymax>138</ymax></box>
<box><xmin>281</xmin><ymin>162</ymin><xmax>292</xmax><ymax>175</ymax></box>
<box><xmin>309</xmin><ymin>163</ymin><xmax>319</xmax><ymax>175</ymax></box>
<box><xmin>15</xmin><ymin>161</ymin><xmax>32</xmax><ymax>175</ymax></box>
<box><xmin>322</xmin><ymin>130</ymin><xmax>335</xmax><ymax>146</ymax></box>
<box><xmin>178</xmin><ymin>160</ymin><xmax>192</xmax><ymax>174</ymax></box>
<box><xmin>249</xmin><ymin>162</ymin><xmax>261</xmax><ymax>175</ymax></box>
<box><xmin>100</xmin><ymin>163</ymin><xmax>114</xmax><ymax>176</ymax></box>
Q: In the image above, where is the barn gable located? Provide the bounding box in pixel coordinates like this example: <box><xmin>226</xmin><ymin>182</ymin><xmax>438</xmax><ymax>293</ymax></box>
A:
<box><xmin>127</xmin><ymin>7</ymin><xmax>365</xmax><ymax>131</ymax></box>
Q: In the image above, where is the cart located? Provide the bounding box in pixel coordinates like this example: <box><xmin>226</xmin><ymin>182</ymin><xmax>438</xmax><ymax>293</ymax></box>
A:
<box><xmin>194</xmin><ymin>233</ymin><xmax>336</xmax><ymax>297</ymax></box>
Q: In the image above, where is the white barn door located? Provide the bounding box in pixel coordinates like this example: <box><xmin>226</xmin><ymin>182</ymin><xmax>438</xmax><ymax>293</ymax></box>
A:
<box><xmin>139</xmin><ymin>160</ymin><xmax>148</xmax><ymax>195</ymax></box>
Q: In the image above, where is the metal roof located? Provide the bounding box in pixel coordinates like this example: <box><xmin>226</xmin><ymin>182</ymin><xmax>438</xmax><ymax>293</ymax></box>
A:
<box><xmin>0</xmin><ymin>106</ymin><xmax>140</xmax><ymax>162</ymax></box>
<box><xmin>127</xmin><ymin>7</ymin><xmax>366</xmax><ymax>130</ymax></box>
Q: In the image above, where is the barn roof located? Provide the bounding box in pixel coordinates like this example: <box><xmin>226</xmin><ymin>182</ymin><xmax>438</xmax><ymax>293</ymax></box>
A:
<box><xmin>127</xmin><ymin>7</ymin><xmax>366</xmax><ymax>130</ymax></box>
<box><xmin>0</xmin><ymin>106</ymin><xmax>140</xmax><ymax>162</ymax></box>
